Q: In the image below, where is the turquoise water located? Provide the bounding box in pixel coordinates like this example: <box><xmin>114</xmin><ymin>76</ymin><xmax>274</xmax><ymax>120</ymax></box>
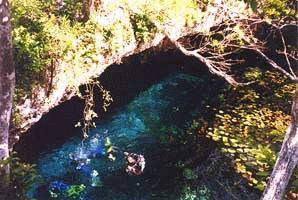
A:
<box><xmin>27</xmin><ymin>72</ymin><xmax>259</xmax><ymax>200</ymax></box>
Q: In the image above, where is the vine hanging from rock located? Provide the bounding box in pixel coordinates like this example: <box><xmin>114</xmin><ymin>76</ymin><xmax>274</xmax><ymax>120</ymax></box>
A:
<box><xmin>75</xmin><ymin>81</ymin><xmax>113</xmax><ymax>138</ymax></box>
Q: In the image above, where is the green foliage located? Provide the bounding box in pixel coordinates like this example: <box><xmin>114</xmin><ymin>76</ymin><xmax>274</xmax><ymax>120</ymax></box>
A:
<box><xmin>48</xmin><ymin>183</ymin><xmax>86</xmax><ymax>199</ymax></box>
<box><xmin>11</xmin><ymin>0</ymin><xmax>51</xmax><ymax>95</ymax></box>
<box><xmin>211</xmin><ymin>39</ymin><xmax>225</xmax><ymax>54</ymax></box>
<box><xmin>180</xmin><ymin>186</ymin><xmax>198</xmax><ymax>200</ymax></box>
<box><xmin>159</xmin><ymin>125</ymin><xmax>181</xmax><ymax>144</ymax></box>
<box><xmin>104</xmin><ymin>137</ymin><xmax>114</xmax><ymax>153</ymax></box>
<box><xmin>99</xmin><ymin>19</ymin><xmax>134</xmax><ymax>55</ymax></box>
<box><xmin>160</xmin><ymin>0</ymin><xmax>200</xmax><ymax>27</ymax></box>
<box><xmin>197</xmin><ymin>186</ymin><xmax>211</xmax><ymax>200</ymax></box>
<box><xmin>246</xmin><ymin>0</ymin><xmax>296</xmax><ymax>19</ymax></box>
<box><xmin>11</xmin><ymin>0</ymin><xmax>203</xmax><ymax>101</ymax></box>
<box><xmin>52</xmin><ymin>0</ymin><xmax>84</xmax><ymax>21</ymax></box>
<box><xmin>176</xmin><ymin>160</ymin><xmax>185</xmax><ymax>169</ymax></box>
<box><xmin>206</xmin><ymin>68</ymin><xmax>296</xmax><ymax>190</ymax></box>
<box><xmin>179</xmin><ymin>185</ymin><xmax>211</xmax><ymax>200</ymax></box>
<box><xmin>0</xmin><ymin>152</ymin><xmax>42</xmax><ymax>199</ymax></box>
<box><xmin>49</xmin><ymin>189</ymin><xmax>58</xmax><ymax>198</ymax></box>
<box><xmin>130</xmin><ymin>13</ymin><xmax>157</xmax><ymax>43</ymax></box>
<box><xmin>183</xmin><ymin>168</ymin><xmax>198</xmax><ymax>180</ymax></box>
<box><xmin>12</xmin><ymin>0</ymin><xmax>99</xmax><ymax>98</ymax></box>
<box><xmin>65</xmin><ymin>184</ymin><xmax>86</xmax><ymax>199</ymax></box>
<box><xmin>261</xmin><ymin>0</ymin><xmax>296</xmax><ymax>19</ymax></box>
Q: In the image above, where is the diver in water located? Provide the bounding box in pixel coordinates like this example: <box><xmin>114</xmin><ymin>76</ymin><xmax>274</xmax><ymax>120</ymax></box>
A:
<box><xmin>69</xmin><ymin>152</ymin><xmax>93</xmax><ymax>176</ymax></box>
<box><xmin>69</xmin><ymin>153</ymin><xmax>89</xmax><ymax>167</ymax></box>
<box><xmin>124</xmin><ymin>152</ymin><xmax>145</xmax><ymax>175</ymax></box>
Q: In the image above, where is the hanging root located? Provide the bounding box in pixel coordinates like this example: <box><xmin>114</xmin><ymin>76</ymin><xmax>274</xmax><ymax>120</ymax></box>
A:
<box><xmin>76</xmin><ymin>81</ymin><xmax>113</xmax><ymax>139</ymax></box>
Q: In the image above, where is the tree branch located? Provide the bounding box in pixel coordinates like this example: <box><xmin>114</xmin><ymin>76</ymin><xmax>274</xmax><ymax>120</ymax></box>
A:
<box><xmin>165</xmin><ymin>32</ymin><xmax>253</xmax><ymax>86</ymax></box>
<box><xmin>254</xmin><ymin>48</ymin><xmax>298</xmax><ymax>82</ymax></box>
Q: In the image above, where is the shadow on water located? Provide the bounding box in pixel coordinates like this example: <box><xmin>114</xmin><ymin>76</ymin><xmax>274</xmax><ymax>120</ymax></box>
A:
<box><xmin>14</xmin><ymin>50</ymin><xmax>260</xmax><ymax>200</ymax></box>
<box><xmin>14</xmin><ymin>50</ymin><xmax>210</xmax><ymax>161</ymax></box>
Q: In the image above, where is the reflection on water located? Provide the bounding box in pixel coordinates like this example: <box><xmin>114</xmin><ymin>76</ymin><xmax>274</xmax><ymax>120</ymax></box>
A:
<box><xmin>27</xmin><ymin>72</ymin><xmax>258</xmax><ymax>200</ymax></box>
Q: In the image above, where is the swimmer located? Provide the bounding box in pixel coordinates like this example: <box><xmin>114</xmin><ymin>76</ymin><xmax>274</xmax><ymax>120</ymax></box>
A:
<box><xmin>124</xmin><ymin>152</ymin><xmax>145</xmax><ymax>175</ymax></box>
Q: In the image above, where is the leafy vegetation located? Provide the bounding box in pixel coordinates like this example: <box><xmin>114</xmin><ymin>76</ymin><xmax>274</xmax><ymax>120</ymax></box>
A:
<box><xmin>173</xmin><ymin>67</ymin><xmax>296</xmax><ymax>199</ymax></box>
<box><xmin>205</xmin><ymin>68</ymin><xmax>296</xmax><ymax>191</ymax></box>
<box><xmin>179</xmin><ymin>185</ymin><xmax>211</xmax><ymax>200</ymax></box>
<box><xmin>245</xmin><ymin>0</ymin><xmax>296</xmax><ymax>19</ymax></box>
<box><xmin>65</xmin><ymin>184</ymin><xmax>86</xmax><ymax>199</ymax></box>
<box><xmin>130</xmin><ymin>13</ymin><xmax>157</xmax><ymax>43</ymax></box>
<box><xmin>258</xmin><ymin>0</ymin><xmax>296</xmax><ymax>19</ymax></box>
<box><xmin>0</xmin><ymin>152</ymin><xmax>42</xmax><ymax>200</ymax></box>
<box><xmin>183</xmin><ymin>168</ymin><xmax>198</xmax><ymax>180</ymax></box>
<box><xmin>11</xmin><ymin>0</ymin><xmax>202</xmax><ymax>100</ymax></box>
<box><xmin>11</xmin><ymin>0</ymin><xmax>52</xmax><ymax>96</ymax></box>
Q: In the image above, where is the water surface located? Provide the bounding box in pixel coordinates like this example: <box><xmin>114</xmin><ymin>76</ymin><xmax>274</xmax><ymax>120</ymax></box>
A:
<box><xmin>27</xmin><ymin>72</ymin><xmax>259</xmax><ymax>200</ymax></box>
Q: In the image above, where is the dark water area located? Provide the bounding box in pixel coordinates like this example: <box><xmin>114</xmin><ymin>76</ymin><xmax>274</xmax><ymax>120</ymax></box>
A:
<box><xmin>15</xmin><ymin>52</ymin><xmax>260</xmax><ymax>200</ymax></box>
<box><xmin>27</xmin><ymin>73</ymin><xmax>210</xmax><ymax>199</ymax></box>
<box><xmin>14</xmin><ymin>51</ymin><xmax>209</xmax><ymax>162</ymax></box>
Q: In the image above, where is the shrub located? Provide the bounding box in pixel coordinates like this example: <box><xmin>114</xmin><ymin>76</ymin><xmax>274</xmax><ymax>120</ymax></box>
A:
<box><xmin>0</xmin><ymin>152</ymin><xmax>42</xmax><ymax>200</ymax></box>
<box><xmin>206</xmin><ymin>68</ymin><xmax>296</xmax><ymax>190</ymax></box>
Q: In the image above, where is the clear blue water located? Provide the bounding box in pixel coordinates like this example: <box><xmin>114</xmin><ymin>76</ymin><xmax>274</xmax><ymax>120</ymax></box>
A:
<box><xmin>27</xmin><ymin>72</ymin><xmax>259</xmax><ymax>200</ymax></box>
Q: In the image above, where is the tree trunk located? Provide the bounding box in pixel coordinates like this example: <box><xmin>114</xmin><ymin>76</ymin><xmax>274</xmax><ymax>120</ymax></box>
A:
<box><xmin>81</xmin><ymin>0</ymin><xmax>91</xmax><ymax>21</ymax></box>
<box><xmin>0</xmin><ymin>0</ymin><xmax>14</xmax><ymax>196</ymax></box>
<box><xmin>81</xmin><ymin>0</ymin><xmax>96</xmax><ymax>21</ymax></box>
<box><xmin>261</xmin><ymin>87</ymin><xmax>298</xmax><ymax>200</ymax></box>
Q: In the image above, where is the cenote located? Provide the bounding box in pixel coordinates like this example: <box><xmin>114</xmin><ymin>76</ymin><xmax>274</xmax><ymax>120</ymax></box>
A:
<box><xmin>15</xmin><ymin>52</ymin><xmax>260</xmax><ymax>200</ymax></box>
